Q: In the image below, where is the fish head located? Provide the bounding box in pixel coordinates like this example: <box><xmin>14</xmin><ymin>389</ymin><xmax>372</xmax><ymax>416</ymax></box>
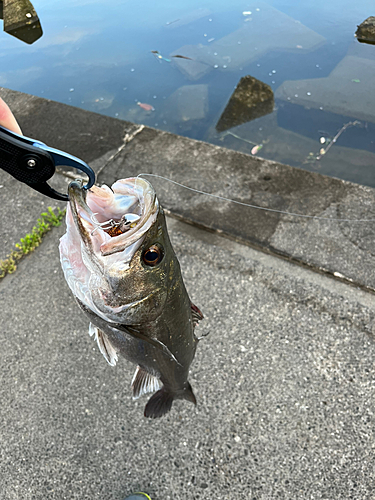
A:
<box><xmin>59</xmin><ymin>177</ymin><xmax>178</xmax><ymax>324</ymax></box>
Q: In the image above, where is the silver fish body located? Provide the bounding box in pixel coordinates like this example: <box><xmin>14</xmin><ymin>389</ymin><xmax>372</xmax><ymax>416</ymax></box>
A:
<box><xmin>59</xmin><ymin>178</ymin><xmax>203</xmax><ymax>418</ymax></box>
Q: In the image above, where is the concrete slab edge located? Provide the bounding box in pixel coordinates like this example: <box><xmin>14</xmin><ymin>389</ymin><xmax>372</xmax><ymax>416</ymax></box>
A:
<box><xmin>1</xmin><ymin>87</ymin><xmax>374</xmax><ymax>291</ymax></box>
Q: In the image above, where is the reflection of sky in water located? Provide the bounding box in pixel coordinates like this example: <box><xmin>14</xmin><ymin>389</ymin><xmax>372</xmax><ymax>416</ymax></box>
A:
<box><xmin>1</xmin><ymin>0</ymin><xmax>375</xmax><ymax>185</ymax></box>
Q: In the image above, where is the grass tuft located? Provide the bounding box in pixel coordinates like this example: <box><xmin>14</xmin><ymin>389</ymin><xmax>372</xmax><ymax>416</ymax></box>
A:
<box><xmin>0</xmin><ymin>207</ymin><xmax>66</xmax><ymax>280</ymax></box>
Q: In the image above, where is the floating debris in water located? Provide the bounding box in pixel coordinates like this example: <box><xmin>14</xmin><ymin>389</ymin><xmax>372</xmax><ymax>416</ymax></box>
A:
<box><xmin>137</xmin><ymin>102</ymin><xmax>155</xmax><ymax>111</ymax></box>
<box><xmin>243</xmin><ymin>11</ymin><xmax>252</xmax><ymax>16</ymax></box>
<box><xmin>172</xmin><ymin>54</ymin><xmax>193</xmax><ymax>60</ymax></box>
<box><xmin>69</xmin><ymin>88</ymin><xmax>74</xmax><ymax>92</ymax></box>
<box><xmin>352</xmin><ymin>79</ymin><xmax>360</xmax><ymax>83</ymax></box>
<box><xmin>166</xmin><ymin>19</ymin><xmax>180</xmax><ymax>26</ymax></box>
<box><xmin>151</xmin><ymin>50</ymin><xmax>171</xmax><ymax>62</ymax></box>
<box><xmin>251</xmin><ymin>144</ymin><xmax>263</xmax><ymax>155</ymax></box>
<box><xmin>320</xmin><ymin>137</ymin><xmax>326</xmax><ymax>144</ymax></box>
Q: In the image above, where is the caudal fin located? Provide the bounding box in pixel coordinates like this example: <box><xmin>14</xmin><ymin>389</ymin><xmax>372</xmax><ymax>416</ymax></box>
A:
<box><xmin>144</xmin><ymin>383</ymin><xmax>197</xmax><ymax>419</ymax></box>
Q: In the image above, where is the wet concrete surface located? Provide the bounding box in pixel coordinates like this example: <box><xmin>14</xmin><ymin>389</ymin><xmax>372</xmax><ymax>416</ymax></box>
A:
<box><xmin>1</xmin><ymin>88</ymin><xmax>375</xmax><ymax>499</ymax></box>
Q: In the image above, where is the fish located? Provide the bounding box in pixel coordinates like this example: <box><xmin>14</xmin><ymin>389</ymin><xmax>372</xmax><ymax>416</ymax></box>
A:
<box><xmin>137</xmin><ymin>102</ymin><xmax>155</xmax><ymax>111</ymax></box>
<box><xmin>171</xmin><ymin>54</ymin><xmax>193</xmax><ymax>60</ymax></box>
<box><xmin>59</xmin><ymin>178</ymin><xmax>203</xmax><ymax>418</ymax></box>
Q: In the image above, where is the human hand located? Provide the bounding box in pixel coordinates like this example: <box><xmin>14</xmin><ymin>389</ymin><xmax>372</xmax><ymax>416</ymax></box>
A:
<box><xmin>0</xmin><ymin>97</ymin><xmax>22</xmax><ymax>135</ymax></box>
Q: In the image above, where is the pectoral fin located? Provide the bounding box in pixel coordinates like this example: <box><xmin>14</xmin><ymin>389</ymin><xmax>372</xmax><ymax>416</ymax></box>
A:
<box><xmin>191</xmin><ymin>302</ymin><xmax>204</xmax><ymax>327</ymax></box>
<box><xmin>89</xmin><ymin>323</ymin><xmax>118</xmax><ymax>366</ymax></box>
<box><xmin>131</xmin><ymin>366</ymin><xmax>161</xmax><ymax>399</ymax></box>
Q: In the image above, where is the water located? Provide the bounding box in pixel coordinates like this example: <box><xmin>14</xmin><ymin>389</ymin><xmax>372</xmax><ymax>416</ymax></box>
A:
<box><xmin>1</xmin><ymin>0</ymin><xmax>375</xmax><ymax>186</ymax></box>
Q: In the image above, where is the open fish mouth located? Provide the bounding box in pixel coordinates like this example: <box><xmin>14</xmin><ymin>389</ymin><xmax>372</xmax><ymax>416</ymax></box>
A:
<box><xmin>68</xmin><ymin>177</ymin><xmax>159</xmax><ymax>258</ymax></box>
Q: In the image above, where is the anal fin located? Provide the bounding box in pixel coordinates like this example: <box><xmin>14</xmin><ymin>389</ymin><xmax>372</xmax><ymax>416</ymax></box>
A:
<box><xmin>131</xmin><ymin>366</ymin><xmax>161</xmax><ymax>400</ymax></box>
<box><xmin>89</xmin><ymin>323</ymin><xmax>118</xmax><ymax>367</ymax></box>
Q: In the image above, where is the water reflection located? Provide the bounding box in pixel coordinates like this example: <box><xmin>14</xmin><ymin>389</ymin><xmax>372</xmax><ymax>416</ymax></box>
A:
<box><xmin>216</xmin><ymin>75</ymin><xmax>274</xmax><ymax>132</ymax></box>
<box><xmin>1</xmin><ymin>0</ymin><xmax>42</xmax><ymax>44</ymax></box>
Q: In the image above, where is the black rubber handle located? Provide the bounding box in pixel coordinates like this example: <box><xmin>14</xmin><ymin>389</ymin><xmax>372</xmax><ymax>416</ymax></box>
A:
<box><xmin>0</xmin><ymin>127</ymin><xmax>55</xmax><ymax>185</ymax></box>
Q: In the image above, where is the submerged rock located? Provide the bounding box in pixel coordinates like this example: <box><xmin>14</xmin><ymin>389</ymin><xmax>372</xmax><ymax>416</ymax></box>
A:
<box><xmin>216</xmin><ymin>76</ymin><xmax>274</xmax><ymax>132</ymax></box>
<box><xmin>166</xmin><ymin>84</ymin><xmax>209</xmax><ymax>122</ymax></box>
<box><xmin>355</xmin><ymin>16</ymin><xmax>375</xmax><ymax>45</ymax></box>
<box><xmin>171</xmin><ymin>3</ymin><xmax>325</xmax><ymax>81</ymax></box>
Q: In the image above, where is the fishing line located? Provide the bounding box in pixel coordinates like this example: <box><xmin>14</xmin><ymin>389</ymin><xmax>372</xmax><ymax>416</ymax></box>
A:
<box><xmin>137</xmin><ymin>173</ymin><xmax>375</xmax><ymax>223</ymax></box>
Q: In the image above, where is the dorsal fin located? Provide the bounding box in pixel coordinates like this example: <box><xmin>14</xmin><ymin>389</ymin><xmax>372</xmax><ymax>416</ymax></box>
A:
<box><xmin>89</xmin><ymin>323</ymin><xmax>118</xmax><ymax>366</ymax></box>
<box><xmin>131</xmin><ymin>366</ymin><xmax>161</xmax><ymax>399</ymax></box>
<box><xmin>191</xmin><ymin>302</ymin><xmax>204</xmax><ymax>327</ymax></box>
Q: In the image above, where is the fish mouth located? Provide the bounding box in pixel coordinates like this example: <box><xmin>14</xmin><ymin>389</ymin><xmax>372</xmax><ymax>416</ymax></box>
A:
<box><xmin>68</xmin><ymin>177</ymin><xmax>159</xmax><ymax>258</ymax></box>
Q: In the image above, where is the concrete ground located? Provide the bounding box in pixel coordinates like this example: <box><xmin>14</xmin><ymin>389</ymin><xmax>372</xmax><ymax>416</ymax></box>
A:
<box><xmin>1</xmin><ymin>88</ymin><xmax>375</xmax><ymax>499</ymax></box>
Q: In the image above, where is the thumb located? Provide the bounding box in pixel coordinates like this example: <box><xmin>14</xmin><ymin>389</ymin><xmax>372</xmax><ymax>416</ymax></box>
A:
<box><xmin>0</xmin><ymin>97</ymin><xmax>22</xmax><ymax>135</ymax></box>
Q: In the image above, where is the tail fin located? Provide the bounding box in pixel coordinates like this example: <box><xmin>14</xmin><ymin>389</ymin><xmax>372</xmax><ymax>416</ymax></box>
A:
<box><xmin>144</xmin><ymin>383</ymin><xmax>197</xmax><ymax>419</ymax></box>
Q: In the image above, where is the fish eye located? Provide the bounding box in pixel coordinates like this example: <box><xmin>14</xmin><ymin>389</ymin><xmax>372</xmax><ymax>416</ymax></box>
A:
<box><xmin>142</xmin><ymin>245</ymin><xmax>164</xmax><ymax>267</ymax></box>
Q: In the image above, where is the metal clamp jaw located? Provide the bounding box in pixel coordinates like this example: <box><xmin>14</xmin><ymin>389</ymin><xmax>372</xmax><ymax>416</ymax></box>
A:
<box><xmin>0</xmin><ymin>125</ymin><xmax>96</xmax><ymax>201</ymax></box>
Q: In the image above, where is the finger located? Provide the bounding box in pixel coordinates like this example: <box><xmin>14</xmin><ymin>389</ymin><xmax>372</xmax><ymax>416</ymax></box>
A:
<box><xmin>0</xmin><ymin>97</ymin><xmax>22</xmax><ymax>135</ymax></box>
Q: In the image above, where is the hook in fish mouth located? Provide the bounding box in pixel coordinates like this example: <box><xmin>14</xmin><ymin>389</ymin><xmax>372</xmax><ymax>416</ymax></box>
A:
<box><xmin>68</xmin><ymin>177</ymin><xmax>159</xmax><ymax>257</ymax></box>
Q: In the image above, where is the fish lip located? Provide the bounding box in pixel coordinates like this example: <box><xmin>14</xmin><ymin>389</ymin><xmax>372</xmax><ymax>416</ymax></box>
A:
<box><xmin>68</xmin><ymin>177</ymin><xmax>159</xmax><ymax>257</ymax></box>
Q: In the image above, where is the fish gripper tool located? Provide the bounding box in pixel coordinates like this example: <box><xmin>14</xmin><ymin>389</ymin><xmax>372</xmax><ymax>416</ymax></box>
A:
<box><xmin>0</xmin><ymin>125</ymin><xmax>96</xmax><ymax>201</ymax></box>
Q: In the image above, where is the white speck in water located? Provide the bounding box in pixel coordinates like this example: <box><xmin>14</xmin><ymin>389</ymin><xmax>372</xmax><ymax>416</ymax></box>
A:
<box><xmin>69</xmin><ymin>88</ymin><xmax>74</xmax><ymax>92</ymax></box>
<box><xmin>214</xmin><ymin>64</ymin><xmax>219</xmax><ymax>68</ymax></box>
<box><xmin>223</xmin><ymin>65</ymin><xmax>227</xmax><ymax>68</ymax></box>
<box><xmin>287</xmin><ymin>97</ymin><xmax>291</xmax><ymax>100</ymax></box>
<box><xmin>100</xmin><ymin>97</ymin><xmax>104</xmax><ymax>101</ymax></box>
<box><xmin>115</xmin><ymin>113</ymin><xmax>119</xmax><ymax>117</ymax></box>
<box><xmin>209</xmin><ymin>18</ymin><xmax>212</xmax><ymax>21</ymax></box>
<box><xmin>26</xmin><ymin>12</ymin><xmax>32</xmax><ymax>18</ymax></box>
<box><xmin>208</xmin><ymin>38</ymin><xmax>215</xmax><ymax>42</ymax></box>
<box><xmin>123</xmin><ymin>87</ymin><xmax>127</xmax><ymax>91</ymax></box>
<box><xmin>214</xmin><ymin>52</ymin><xmax>218</xmax><ymax>56</ymax></box>
<box><xmin>307</xmin><ymin>92</ymin><xmax>311</xmax><ymax>95</ymax></box>
<box><xmin>0</xmin><ymin>185</ymin><xmax>3</xmax><ymax>189</ymax></box>
<box><xmin>155</xmin><ymin>123</ymin><xmax>158</xmax><ymax>126</ymax></box>
<box><xmin>163</xmin><ymin>120</ymin><xmax>167</xmax><ymax>124</ymax></box>
<box><xmin>272</xmin><ymin>81</ymin><xmax>275</xmax><ymax>84</ymax></box>
<box><xmin>204</xmin><ymin>33</ymin><xmax>207</xmax><ymax>37</ymax></box>
<box><xmin>295</xmin><ymin>94</ymin><xmax>298</xmax><ymax>98</ymax></box>
<box><xmin>319</xmin><ymin>106</ymin><xmax>323</xmax><ymax>110</ymax></box>
<box><xmin>238</xmin><ymin>41</ymin><xmax>241</xmax><ymax>44</ymax></box>
<box><xmin>259</xmin><ymin>127</ymin><xmax>263</xmax><ymax>131</ymax></box>
<box><xmin>256</xmin><ymin>8</ymin><xmax>260</xmax><ymax>11</ymax></box>
<box><xmin>272</xmin><ymin>70</ymin><xmax>276</xmax><ymax>74</ymax></box>
<box><xmin>316</xmin><ymin>64</ymin><xmax>320</xmax><ymax>68</ymax></box>
<box><xmin>243</xmin><ymin>11</ymin><xmax>252</xmax><ymax>16</ymax></box>
<box><xmin>130</xmin><ymin>68</ymin><xmax>135</xmax><ymax>72</ymax></box>
<box><xmin>153</xmin><ymin>95</ymin><xmax>157</xmax><ymax>99</ymax></box>
<box><xmin>234</xmin><ymin>435</ymin><xmax>241</xmax><ymax>442</ymax></box>
<box><xmin>257</xmin><ymin>63</ymin><xmax>260</xmax><ymax>67</ymax></box>
<box><xmin>320</xmin><ymin>137</ymin><xmax>326</xmax><ymax>144</ymax></box>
